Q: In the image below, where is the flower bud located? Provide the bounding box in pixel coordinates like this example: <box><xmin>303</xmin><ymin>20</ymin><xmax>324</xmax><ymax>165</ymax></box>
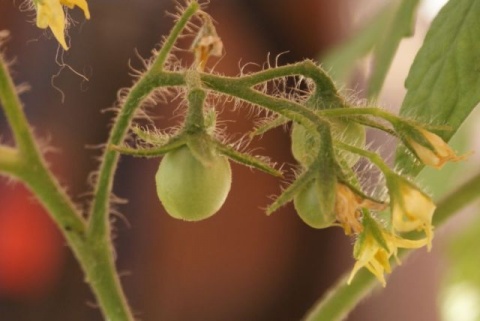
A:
<box><xmin>403</xmin><ymin>128</ymin><xmax>465</xmax><ymax>169</ymax></box>
<box><xmin>387</xmin><ymin>175</ymin><xmax>436</xmax><ymax>248</ymax></box>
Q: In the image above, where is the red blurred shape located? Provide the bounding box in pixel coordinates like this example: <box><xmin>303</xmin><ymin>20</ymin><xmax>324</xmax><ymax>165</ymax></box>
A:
<box><xmin>0</xmin><ymin>184</ymin><xmax>65</xmax><ymax>299</ymax></box>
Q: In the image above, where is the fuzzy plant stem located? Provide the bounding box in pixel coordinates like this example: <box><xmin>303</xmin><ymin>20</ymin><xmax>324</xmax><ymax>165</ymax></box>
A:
<box><xmin>88</xmin><ymin>1</ymin><xmax>199</xmax><ymax>239</ymax></box>
<box><xmin>0</xmin><ymin>52</ymin><xmax>134</xmax><ymax>320</ymax></box>
<box><xmin>201</xmin><ymin>72</ymin><xmax>324</xmax><ymax>130</ymax></box>
<box><xmin>302</xmin><ymin>170</ymin><xmax>480</xmax><ymax>321</ymax></box>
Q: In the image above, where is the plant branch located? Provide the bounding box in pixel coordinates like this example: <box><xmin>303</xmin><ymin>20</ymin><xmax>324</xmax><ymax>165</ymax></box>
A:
<box><xmin>110</xmin><ymin>134</ymin><xmax>187</xmax><ymax>157</ymax></box>
<box><xmin>88</xmin><ymin>74</ymin><xmax>184</xmax><ymax>240</ymax></box>
<box><xmin>1</xmin><ymin>51</ymin><xmax>136</xmax><ymax>321</ymax></box>
<box><xmin>151</xmin><ymin>1</ymin><xmax>200</xmax><ymax>72</ymax></box>
<box><xmin>88</xmin><ymin>2</ymin><xmax>197</xmax><ymax>239</ymax></box>
<box><xmin>88</xmin><ymin>4</ymin><xmax>199</xmax><ymax>236</ymax></box>
<box><xmin>350</xmin><ymin>116</ymin><xmax>397</xmax><ymax>136</ymax></box>
<box><xmin>201</xmin><ymin>73</ymin><xmax>324</xmax><ymax>128</ymax></box>
<box><xmin>302</xmin><ymin>170</ymin><xmax>480</xmax><ymax>321</ymax></box>
<box><xmin>0</xmin><ymin>54</ymin><xmax>86</xmax><ymax>233</ymax></box>
<box><xmin>0</xmin><ymin>57</ymin><xmax>37</xmax><ymax>153</ymax></box>
<box><xmin>319</xmin><ymin>106</ymin><xmax>403</xmax><ymax>124</ymax></box>
<box><xmin>335</xmin><ymin>141</ymin><xmax>391</xmax><ymax>173</ymax></box>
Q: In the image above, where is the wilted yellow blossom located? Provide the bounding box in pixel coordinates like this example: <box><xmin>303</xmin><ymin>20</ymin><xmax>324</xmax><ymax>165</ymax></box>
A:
<box><xmin>348</xmin><ymin>231</ymin><xmax>391</xmax><ymax>286</ymax></box>
<box><xmin>335</xmin><ymin>183</ymin><xmax>386</xmax><ymax>235</ymax></box>
<box><xmin>191</xmin><ymin>13</ymin><xmax>223</xmax><ymax>70</ymax></box>
<box><xmin>408</xmin><ymin>128</ymin><xmax>465</xmax><ymax>169</ymax></box>
<box><xmin>389</xmin><ymin>177</ymin><xmax>436</xmax><ymax>249</ymax></box>
<box><xmin>348</xmin><ymin>213</ymin><xmax>428</xmax><ymax>286</ymax></box>
<box><xmin>35</xmin><ymin>0</ymin><xmax>90</xmax><ymax>50</ymax></box>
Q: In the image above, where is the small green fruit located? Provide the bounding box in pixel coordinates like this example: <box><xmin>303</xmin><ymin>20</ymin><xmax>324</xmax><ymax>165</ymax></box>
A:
<box><xmin>156</xmin><ymin>146</ymin><xmax>232</xmax><ymax>221</ymax></box>
<box><xmin>293</xmin><ymin>180</ymin><xmax>336</xmax><ymax>229</ymax></box>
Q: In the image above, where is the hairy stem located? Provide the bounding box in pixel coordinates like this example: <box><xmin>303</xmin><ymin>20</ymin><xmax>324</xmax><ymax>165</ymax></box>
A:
<box><xmin>237</xmin><ymin>60</ymin><xmax>343</xmax><ymax>106</ymax></box>
<box><xmin>88</xmin><ymin>1</ymin><xmax>197</xmax><ymax>239</ymax></box>
<box><xmin>87</xmin><ymin>75</ymin><xmax>184</xmax><ymax>239</ymax></box>
<box><xmin>319</xmin><ymin>106</ymin><xmax>403</xmax><ymax>124</ymax></box>
<box><xmin>152</xmin><ymin>1</ymin><xmax>200</xmax><ymax>72</ymax></box>
<box><xmin>303</xmin><ymin>170</ymin><xmax>480</xmax><ymax>321</ymax></box>
<box><xmin>0</xmin><ymin>57</ymin><xmax>38</xmax><ymax>153</ymax></box>
<box><xmin>1</xmin><ymin>51</ymin><xmax>133</xmax><ymax>320</ymax></box>
<box><xmin>201</xmin><ymin>73</ymin><xmax>324</xmax><ymax>129</ymax></box>
<box><xmin>0</xmin><ymin>54</ymin><xmax>86</xmax><ymax>233</ymax></box>
<box><xmin>335</xmin><ymin>141</ymin><xmax>391</xmax><ymax>174</ymax></box>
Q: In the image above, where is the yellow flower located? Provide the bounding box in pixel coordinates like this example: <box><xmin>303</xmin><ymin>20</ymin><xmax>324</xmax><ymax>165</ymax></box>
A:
<box><xmin>348</xmin><ymin>213</ymin><xmax>428</xmax><ymax>286</ymax></box>
<box><xmin>388</xmin><ymin>177</ymin><xmax>436</xmax><ymax>249</ymax></box>
<box><xmin>408</xmin><ymin>128</ymin><xmax>465</xmax><ymax>169</ymax></box>
<box><xmin>335</xmin><ymin>183</ymin><xmax>386</xmax><ymax>235</ymax></box>
<box><xmin>348</xmin><ymin>231</ymin><xmax>391</xmax><ymax>286</ymax></box>
<box><xmin>35</xmin><ymin>0</ymin><xmax>90</xmax><ymax>50</ymax></box>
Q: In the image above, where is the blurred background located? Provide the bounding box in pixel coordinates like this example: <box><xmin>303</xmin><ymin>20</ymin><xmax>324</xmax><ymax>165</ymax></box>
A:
<box><xmin>1</xmin><ymin>0</ymin><xmax>479</xmax><ymax>320</ymax></box>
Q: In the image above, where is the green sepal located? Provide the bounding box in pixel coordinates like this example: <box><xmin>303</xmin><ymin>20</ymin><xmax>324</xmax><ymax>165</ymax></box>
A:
<box><xmin>131</xmin><ymin>126</ymin><xmax>171</xmax><ymax>145</ymax></box>
<box><xmin>392</xmin><ymin>121</ymin><xmax>436</xmax><ymax>151</ymax></box>
<box><xmin>266</xmin><ymin>167</ymin><xmax>316</xmax><ymax>215</ymax></box>
<box><xmin>359</xmin><ymin>211</ymin><xmax>390</xmax><ymax>255</ymax></box>
<box><xmin>214</xmin><ymin>141</ymin><xmax>283</xmax><ymax>177</ymax></box>
<box><xmin>110</xmin><ymin>134</ymin><xmax>186</xmax><ymax>158</ymax></box>
<box><xmin>249</xmin><ymin>115</ymin><xmax>288</xmax><ymax>138</ymax></box>
<box><xmin>186</xmin><ymin>133</ymin><xmax>217</xmax><ymax>167</ymax></box>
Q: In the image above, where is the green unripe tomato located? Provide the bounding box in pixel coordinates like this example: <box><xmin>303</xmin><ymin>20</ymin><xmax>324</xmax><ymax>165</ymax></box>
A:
<box><xmin>293</xmin><ymin>180</ymin><xmax>336</xmax><ymax>229</ymax></box>
<box><xmin>291</xmin><ymin>119</ymin><xmax>366</xmax><ymax>167</ymax></box>
<box><xmin>155</xmin><ymin>146</ymin><xmax>232</xmax><ymax>221</ymax></box>
<box><xmin>291</xmin><ymin>123</ymin><xmax>318</xmax><ymax>166</ymax></box>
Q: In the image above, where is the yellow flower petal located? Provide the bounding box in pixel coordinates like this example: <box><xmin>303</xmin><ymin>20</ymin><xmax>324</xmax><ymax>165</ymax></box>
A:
<box><xmin>36</xmin><ymin>0</ymin><xmax>68</xmax><ymax>50</ymax></box>
<box><xmin>34</xmin><ymin>0</ymin><xmax>90</xmax><ymax>50</ymax></box>
<box><xmin>391</xmin><ymin>180</ymin><xmax>436</xmax><ymax>248</ymax></box>
<box><xmin>408</xmin><ymin>129</ymin><xmax>466</xmax><ymax>169</ymax></box>
<box><xmin>348</xmin><ymin>214</ymin><xmax>429</xmax><ymax>287</ymax></box>
<box><xmin>348</xmin><ymin>234</ymin><xmax>390</xmax><ymax>287</ymax></box>
<box><xmin>60</xmin><ymin>0</ymin><xmax>90</xmax><ymax>19</ymax></box>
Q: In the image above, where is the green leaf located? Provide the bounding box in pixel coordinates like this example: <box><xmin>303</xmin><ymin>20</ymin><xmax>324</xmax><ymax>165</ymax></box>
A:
<box><xmin>322</xmin><ymin>0</ymin><xmax>420</xmax><ymax>97</ymax></box>
<box><xmin>322</xmin><ymin>4</ymin><xmax>394</xmax><ymax>84</ymax></box>
<box><xmin>396</xmin><ymin>0</ymin><xmax>480</xmax><ymax>174</ymax></box>
<box><xmin>367</xmin><ymin>0</ymin><xmax>420</xmax><ymax>99</ymax></box>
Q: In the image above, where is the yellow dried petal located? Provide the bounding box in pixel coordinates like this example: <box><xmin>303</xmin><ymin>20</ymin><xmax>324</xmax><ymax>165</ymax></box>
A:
<box><xmin>335</xmin><ymin>184</ymin><xmax>386</xmax><ymax>235</ymax></box>
<box><xmin>348</xmin><ymin>221</ymin><xmax>429</xmax><ymax>287</ymax></box>
<box><xmin>409</xmin><ymin>129</ymin><xmax>466</xmax><ymax>169</ymax></box>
